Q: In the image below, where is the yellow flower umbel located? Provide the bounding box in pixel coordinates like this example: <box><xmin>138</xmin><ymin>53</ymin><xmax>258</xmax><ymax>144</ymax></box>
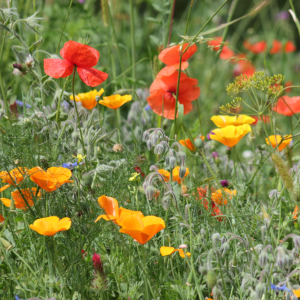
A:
<box><xmin>98</xmin><ymin>94</ymin><xmax>132</xmax><ymax>109</ymax></box>
<box><xmin>211</xmin><ymin>115</ymin><xmax>255</xmax><ymax>127</ymax></box>
<box><xmin>265</xmin><ymin>135</ymin><xmax>292</xmax><ymax>151</ymax></box>
<box><xmin>210</xmin><ymin>124</ymin><xmax>251</xmax><ymax>147</ymax></box>
<box><xmin>70</xmin><ymin>89</ymin><xmax>104</xmax><ymax>110</ymax></box>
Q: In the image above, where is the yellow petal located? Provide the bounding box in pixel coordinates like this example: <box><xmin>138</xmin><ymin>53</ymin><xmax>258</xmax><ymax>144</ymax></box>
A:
<box><xmin>160</xmin><ymin>246</ymin><xmax>176</xmax><ymax>256</ymax></box>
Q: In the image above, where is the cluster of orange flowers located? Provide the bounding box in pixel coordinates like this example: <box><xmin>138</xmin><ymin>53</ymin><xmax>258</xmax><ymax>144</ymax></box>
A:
<box><xmin>147</xmin><ymin>43</ymin><xmax>200</xmax><ymax>119</ymax></box>
<box><xmin>95</xmin><ymin>195</ymin><xmax>165</xmax><ymax>244</ymax></box>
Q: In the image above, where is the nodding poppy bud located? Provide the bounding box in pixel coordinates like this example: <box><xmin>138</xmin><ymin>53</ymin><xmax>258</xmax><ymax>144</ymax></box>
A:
<box><xmin>146</xmin><ymin>140</ymin><xmax>152</xmax><ymax>150</ymax></box>
<box><xmin>161</xmin><ymin>194</ymin><xmax>170</xmax><ymax>210</ymax></box>
<box><xmin>145</xmin><ymin>185</ymin><xmax>157</xmax><ymax>201</ymax></box>
<box><xmin>142</xmin><ymin>131</ymin><xmax>150</xmax><ymax>142</ymax></box>
<box><xmin>206</xmin><ymin>270</ymin><xmax>217</xmax><ymax>289</ymax></box>
<box><xmin>150</xmin><ymin>132</ymin><xmax>159</xmax><ymax>146</ymax></box>
<box><xmin>194</xmin><ymin>138</ymin><xmax>203</xmax><ymax>148</ymax></box>
<box><xmin>212</xmin><ymin>233</ymin><xmax>220</xmax><ymax>248</ymax></box>
<box><xmin>232</xmin><ymin>253</ymin><xmax>237</xmax><ymax>267</ymax></box>
<box><xmin>255</xmin><ymin>283</ymin><xmax>265</xmax><ymax>299</ymax></box>
<box><xmin>179</xmin><ymin>166</ymin><xmax>187</xmax><ymax>179</ymax></box>
<box><xmin>221</xmin><ymin>242</ymin><xmax>230</xmax><ymax>256</ymax></box>
<box><xmin>259</xmin><ymin>250</ymin><xmax>268</xmax><ymax>267</ymax></box>
<box><xmin>200</xmin><ymin>228</ymin><xmax>206</xmax><ymax>237</ymax></box>
<box><xmin>257</xmin><ymin>144</ymin><xmax>267</xmax><ymax>151</ymax></box>
<box><xmin>0</xmin><ymin>237</ymin><xmax>13</xmax><ymax>250</ymax></box>
<box><xmin>169</xmin><ymin>157</ymin><xmax>176</xmax><ymax>169</ymax></box>
<box><xmin>198</xmin><ymin>265</ymin><xmax>207</xmax><ymax>275</ymax></box>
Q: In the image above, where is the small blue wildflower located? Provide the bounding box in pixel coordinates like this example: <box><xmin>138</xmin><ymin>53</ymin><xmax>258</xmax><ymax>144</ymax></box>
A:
<box><xmin>144</xmin><ymin>104</ymin><xmax>152</xmax><ymax>111</ymax></box>
<box><xmin>15</xmin><ymin>100</ymin><xmax>31</xmax><ymax>108</ymax></box>
<box><xmin>270</xmin><ymin>283</ymin><xmax>291</xmax><ymax>293</ymax></box>
<box><xmin>62</xmin><ymin>162</ymin><xmax>78</xmax><ymax>170</ymax></box>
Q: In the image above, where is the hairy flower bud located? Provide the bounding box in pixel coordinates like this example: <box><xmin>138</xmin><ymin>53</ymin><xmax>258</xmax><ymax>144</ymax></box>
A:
<box><xmin>169</xmin><ymin>156</ymin><xmax>176</xmax><ymax>169</ymax></box>
<box><xmin>142</xmin><ymin>131</ymin><xmax>150</xmax><ymax>142</ymax></box>
<box><xmin>212</xmin><ymin>233</ymin><xmax>220</xmax><ymax>248</ymax></box>
<box><xmin>293</xmin><ymin>235</ymin><xmax>300</xmax><ymax>248</ymax></box>
<box><xmin>277</xmin><ymin>246</ymin><xmax>287</xmax><ymax>269</ymax></box>
<box><xmin>145</xmin><ymin>185</ymin><xmax>157</xmax><ymax>201</ymax></box>
<box><xmin>179</xmin><ymin>166</ymin><xmax>186</xmax><ymax>179</ymax></box>
<box><xmin>161</xmin><ymin>194</ymin><xmax>170</xmax><ymax>210</ymax></box>
<box><xmin>255</xmin><ymin>283</ymin><xmax>265</xmax><ymax>299</ymax></box>
<box><xmin>259</xmin><ymin>250</ymin><xmax>268</xmax><ymax>267</ymax></box>
<box><xmin>150</xmin><ymin>132</ymin><xmax>159</xmax><ymax>146</ymax></box>
<box><xmin>146</xmin><ymin>139</ymin><xmax>152</xmax><ymax>150</ymax></box>
<box><xmin>206</xmin><ymin>270</ymin><xmax>217</xmax><ymax>289</ymax></box>
<box><xmin>0</xmin><ymin>237</ymin><xmax>13</xmax><ymax>250</ymax></box>
<box><xmin>154</xmin><ymin>143</ymin><xmax>165</xmax><ymax>155</ymax></box>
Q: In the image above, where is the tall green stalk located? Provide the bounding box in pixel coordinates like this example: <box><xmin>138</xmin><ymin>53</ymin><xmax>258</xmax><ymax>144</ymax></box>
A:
<box><xmin>129</xmin><ymin>0</ymin><xmax>136</xmax><ymax>90</ymax></box>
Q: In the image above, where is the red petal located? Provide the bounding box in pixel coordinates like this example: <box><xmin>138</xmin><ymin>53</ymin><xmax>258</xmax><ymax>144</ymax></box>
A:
<box><xmin>179</xmin><ymin>86</ymin><xmax>200</xmax><ymax>102</ymax></box>
<box><xmin>158</xmin><ymin>44</ymin><xmax>197</xmax><ymax>65</ymax></box>
<box><xmin>60</xmin><ymin>41</ymin><xmax>100</xmax><ymax>68</ymax></box>
<box><xmin>156</xmin><ymin>62</ymin><xmax>189</xmax><ymax>78</ymax></box>
<box><xmin>77</xmin><ymin>68</ymin><xmax>108</xmax><ymax>87</ymax></box>
<box><xmin>44</xmin><ymin>59</ymin><xmax>74</xmax><ymax>78</ymax></box>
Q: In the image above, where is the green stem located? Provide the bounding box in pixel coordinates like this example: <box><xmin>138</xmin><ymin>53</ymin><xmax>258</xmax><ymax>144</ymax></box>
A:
<box><xmin>46</xmin><ymin>237</ymin><xmax>55</xmax><ymax>296</ymax></box>
<box><xmin>129</xmin><ymin>0</ymin><xmax>136</xmax><ymax>89</ymax></box>
<box><xmin>56</xmin><ymin>0</ymin><xmax>74</xmax><ymax>54</ymax></box>
<box><xmin>115</xmin><ymin>109</ymin><xmax>121</xmax><ymax>143</ymax></box>
<box><xmin>72</xmin><ymin>67</ymin><xmax>87</xmax><ymax>159</ymax></box>
<box><xmin>289</xmin><ymin>0</ymin><xmax>300</xmax><ymax>37</ymax></box>
<box><xmin>55</xmin><ymin>78</ymin><xmax>68</xmax><ymax>124</ymax></box>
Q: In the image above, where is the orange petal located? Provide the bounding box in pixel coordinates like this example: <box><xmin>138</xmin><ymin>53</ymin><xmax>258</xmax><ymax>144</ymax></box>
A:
<box><xmin>97</xmin><ymin>195</ymin><xmax>119</xmax><ymax>218</ymax></box>
<box><xmin>0</xmin><ymin>185</ymin><xmax>10</xmax><ymax>192</ymax></box>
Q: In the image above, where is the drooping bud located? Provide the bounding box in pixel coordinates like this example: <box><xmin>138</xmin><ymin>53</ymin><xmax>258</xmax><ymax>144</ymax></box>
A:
<box><xmin>0</xmin><ymin>237</ymin><xmax>13</xmax><ymax>250</ymax></box>
<box><xmin>150</xmin><ymin>132</ymin><xmax>159</xmax><ymax>146</ymax></box>
<box><xmin>154</xmin><ymin>143</ymin><xmax>165</xmax><ymax>155</ymax></box>
<box><xmin>145</xmin><ymin>185</ymin><xmax>157</xmax><ymax>201</ymax></box>
<box><xmin>179</xmin><ymin>166</ymin><xmax>186</xmax><ymax>179</ymax></box>
<box><xmin>277</xmin><ymin>246</ymin><xmax>287</xmax><ymax>269</ymax></box>
<box><xmin>206</xmin><ymin>270</ymin><xmax>217</xmax><ymax>289</ymax></box>
<box><xmin>169</xmin><ymin>156</ymin><xmax>176</xmax><ymax>169</ymax></box>
<box><xmin>161</xmin><ymin>194</ymin><xmax>170</xmax><ymax>210</ymax></box>
<box><xmin>212</xmin><ymin>233</ymin><xmax>220</xmax><ymax>248</ymax></box>
<box><xmin>293</xmin><ymin>235</ymin><xmax>300</xmax><ymax>248</ymax></box>
<box><xmin>142</xmin><ymin>131</ymin><xmax>150</xmax><ymax>142</ymax></box>
<box><xmin>257</xmin><ymin>144</ymin><xmax>267</xmax><ymax>151</ymax></box>
<box><xmin>255</xmin><ymin>283</ymin><xmax>265</xmax><ymax>299</ymax></box>
<box><xmin>259</xmin><ymin>250</ymin><xmax>268</xmax><ymax>268</ymax></box>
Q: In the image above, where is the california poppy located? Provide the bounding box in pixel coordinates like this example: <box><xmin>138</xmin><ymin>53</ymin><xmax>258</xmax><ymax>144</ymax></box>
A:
<box><xmin>70</xmin><ymin>89</ymin><xmax>104</xmax><ymax>109</ymax></box>
<box><xmin>158</xmin><ymin>166</ymin><xmax>189</xmax><ymax>184</ymax></box>
<box><xmin>270</xmin><ymin>40</ymin><xmax>282</xmax><ymax>54</ymax></box>
<box><xmin>157</xmin><ymin>43</ymin><xmax>197</xmax><ymax>77</ymax></box>
<box><xmin>211</xmin><ymin>115</ymin><xmax>255</xmax><ymax>127</ymax></box>
<box><xmin>293</xmin><ymin>289</ymin><xmax>300</xmax><ymax>297</ymax></box>
<box><xmin>179</xmin><ymin>136</ymin><xmax>204</xmax><ymax>151</ymax></box>
<box><xmin>119</xmin><ymin>215</ymin><xmax>165</xmax><ymax>244</ymax></box>
<box><xmin>0</xmin><ymin>214</ymin><xmax>4</xmax><ymax>223</ymax></box>
<box><xmin>44</xmin><ymin>41</ymin><xmax>108</xmax><ymax>87</ymax></box>
<box><xmin>0</xmin><ymin>167</ymin><xmax>28</xmax><ymax>186</ymax></box>
<box><xmin>147</xmin><ymin>71</ymin><xmax>200</xmax><ymax>119</ymax></box>
<box><xmin>265</xmin><ymin>135</ymin><xmax>292</xmax><ymax>151</ymax></box>
<box><xmin>211</xmin><ymin>188</ymin><xmax>236</xmax><ymax>206</ymax></box>
<box><xmin>243</xmin><ymin>40</ymin><xmax>267</xmax><ymax>54</ymax></box>
<box><xmin>285</xmin><ymin>41</ymin><xmax>296</xmax><ymax>53</ymax></box>
<box><xmin>29</xmin><ymin>167</ymin><xmax>73</xmax><ymax>192</ymax></box>
<box><xmin>95</xmin><ymin>195</ymin><xmax>144</xmax><ymax>226</ymax></box>
<box><xmin>160</xmin><ymin>246</ymin><xmax>191</xmax><ymax>258</ymax></box>
<box><xmin>29</xmin><ymin>216</ymin><xmax>71</xmax><ymax>236</ymax></box>
<box><xmin>1</xmin><ymin>187</ymin><xmax>41</xmax><ymax>210</ymax></box>
<box><xmin>210</xmin><ymin>124</ymin><xmax>252</xmax><ymax>147</ymax></box>
<box><xmin>273</xmin><ymin>96</ymin><xmax>300</xmax><ymax>116</ymax></box>
<box><xmin>292</xmin><ymin>205</ymin><xmax>298</xmax><ymax>220</ymax></box>
<box><xmin>98</xmin><ymin>94</ymin><xmax>132</xmax><ymax>109</ymax></box>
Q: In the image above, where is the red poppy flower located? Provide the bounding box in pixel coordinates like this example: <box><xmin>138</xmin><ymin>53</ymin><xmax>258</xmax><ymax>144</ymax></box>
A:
<box><xmin>44</xmin><ymin>41</ymin><xmax>108</xmax><ymax>87</ymax></box>
<box><xmin>273</xmin><ymin>96</ymin><xmax>300</xmax><ymax>116</ymax></box>
<box><xmin>251</xmin><ymin>115</ymin><xmax>270</xmax><ymax>125</ymax></box>
<box><xmin>207</xmin><ymin>37</ymin><xmax>235</xmax><ymax>60</ymax></box>
<box><xmin>233</xmin><ymin>54</ymin><xmax>255</xmax><ymax>77</ymax></box>
<box><xmin>147</xmin><ymin>71</ymin><xmax>200</xmax><ymax>119</ymax></box>
<box><xmin>285</xmin><ymin>41</ymin><xmax>296</xmax><ymax>53</ymax></box>
<box><xmin>207</xmin><ymin>37</ymin><xmax>223</xmax><ymax>50</ymax></box>
<box><xmin>157</xmin><ymin>43</ymin><xmax>197</xmax><ymax>78</ymax></box>
<box><xmin>285</xmin><ymin>80</ymin><xmax>293</xmax><ymax>93</ymax></box>
<box><xmin>219</xmin><ymin>46</ymin><xmax>235</xmax><ymax>60</ymax></box>
<box><xmin>133</xmin><ymin>165</ymin><xmax>145</xmax><ymax>177</ymax></box>
<box><xmin>243</xmin><ymin>40</ymin><xmax>267</xmax><ymax>54</ymax></box>
<box><xmin>270</xmin><ymin>40</ymin><xmax>282</xmax><ymax>54</ymax></box>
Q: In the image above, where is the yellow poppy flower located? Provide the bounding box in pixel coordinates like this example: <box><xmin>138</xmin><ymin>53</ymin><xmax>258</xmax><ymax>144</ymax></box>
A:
<box><xmin>160</xmin><ymin>246</ymin><xmax>191</xmax><ymax>258</ymax></box>
<box><xmin>211</xmin><ymin>188</ymin><xmax>236</xmax><ymax>205</ymax></box>
<box><xmin>265</xmin><ymin>135</ymin><xmax>292</xmax><ymax>151</ymax></box>
<box><xmin>70</xmin><ymin>89</ymin><xmax>104</xmax><ymax>110</ymax></box>
<box><xmin>98</xmin><ymin>94</ymin><xmax>132</xmax><ymax>109</ymax></box>
<box><xmin>29</xmin><ymin>216</ymin><xmax>71</xmax><ymax>236</ymax></box>
<box><xmin>211</xmin><ymin>115</ymin><xmax>256</xmax><ymax>127</ymax></box>
<box><xmin>210</xmin><ymin>124</ymin><xmax>251</xmax><ymax>147</ymax></box>
<box><xmin>293</xmin><ymin>289</ymin><xmax>300</xmax><ymax>297</ymax></box>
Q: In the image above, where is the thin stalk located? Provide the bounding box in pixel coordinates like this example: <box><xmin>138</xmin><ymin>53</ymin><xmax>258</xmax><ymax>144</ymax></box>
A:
<box><xmin>184</xmin><ymin>0</ymin><xmax>194</xmax><ymax>36</ymax></box>
<box><xmin>289</xmin><ymin>0</ymin><xmax>300</xmax><ymax>37</ymax></box>
<box><xmin>55</xmin><ymin>78</ymin><xmax>68</xmax><ymax>124</ymax></box>
<box><xmin>165</xmin><ymin>0</ymin><xmax>176</xmax><ymax>47</ymax></box>
<box><xmin>129</xmin><ymin>0</ymin><xmax>136</xmax><ymax>89</ymax></box>
<box><xmin>72</xmin><ymin>67</ymin><xmax>87</xmax><ymax>158</ymax></box>
<box><xmin>56</xmin><ymin>0</ymin><xmax>74</xmax><ymax>54</ymax></box>
<box><xmin>115</xmin><ymin>109</ymin><xmax>121</xmax><ymax>143</ymax></box>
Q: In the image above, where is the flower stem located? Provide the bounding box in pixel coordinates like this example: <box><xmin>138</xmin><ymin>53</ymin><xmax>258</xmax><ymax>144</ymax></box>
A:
<box><xmin>115</xmin><ymin>109</ymin><xmax>121</xmax><ymax>143</ymax></box>
<box><xmin>55</xmin><ymin>78</ymin><xmax>68</xmax><ymax>125</ymax></box>
<box><xmin>72</xmin><ymin>67</ymin><xmax>87</xmax><ymax>159</ymax></box>
<box><xmin>129</xmin><ymin>0</ymin><xmax>136</xmax><ymax>90</ymax></box>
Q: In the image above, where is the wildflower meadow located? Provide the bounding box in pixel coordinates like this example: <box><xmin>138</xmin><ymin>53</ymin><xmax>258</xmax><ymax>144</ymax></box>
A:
<box><xmin>2</xmin><ymin>0</ymin><xmax>300</xmax><ymax>299</ymax></box>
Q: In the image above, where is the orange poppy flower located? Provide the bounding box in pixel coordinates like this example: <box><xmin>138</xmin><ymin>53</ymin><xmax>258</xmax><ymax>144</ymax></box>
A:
<box><xmin>29</xmin><ymin>216</ymin><xmax>71</xmax><ymax>236</ymax></box>
<box><xmin>95</xmin><ymin>195</ymin><xmax>144</xmax><ymax>226</ymax></box>
<box><xmin>243</xmin><ymin>40</ymin><xmax>267</xmax><ymax>54</ymax></box>
<box><xmin>160</xmin><ymin>246</ymin><xmax>191</xmax><ymax>258</ymax></box>
<box><xmin>179</xmin><ymin>137</ymin><xmax>204</xmax><ymax>151</ymax></box>
<box><xmin>29</xmin><ymin>166</ymin><xmax>73</xmax><ymax>192</ymax></box>
<box><xmin>0</xmin><ymin>214</ymin><xmax>4</xmax><ymax>222</ymax></box>
<box><xmin>273</xmin><ymin>96</ymin><xmax>300</xmax><ymax>116</ymax></box>
<box><xmin>211</xmin><ymin>115</ymin><xmax>255</xmax><ymax>127</ymax></box>
<box><xmin>158</xmin><ymin>166</ymin><xmax>189</xmax><ymax>184</ymax></box>
<box><xmin>0</xmin><ymin>185</ymin><xmax>10</xmax><ymax>192</ymax></box>
<box><xmin>284</xmin><ymin>80</ymin><xmax>293</xmax><ymax>93</ymax></box>
<box><xmin>285</xmin><ymin>41</ymin><xmax>296</xmax><ymax>53</ymax></box>
<box><xmin>44</xmin><ymin>41</ymin><xmax>108</xmax><ymax>87</ymax></box>
<box><xmin>265</xmin><ymin>135</ymin><xmax>292</xmax><ymax>151</ymax></box>
<box><xmin>98</xmin><ymin>94</ymin><xmax>132</xmax><ymax>109</ymax></box>
<box><xmin>211</xmin><ymin>188</ymin><xmax>236</xmax><ymax>206</ymax></box>
<box><xmin>157</xmin><ymin>43</ymin><xmax>197</xmax><ymax>77</ymax></box>
<box><xmin>0</xmin><ymin>167</ymin><xmax>28</xmax><ymax>186</ymax></box>
<box><xmin>1</xmin><ymin>188</ymin><xmax>41</xmax><ymax>210</ymax></box>
<box><xmin>70</xmin><ymin>89</ymin><xmax>104</xmax><ymax>110</ymax></box>
<box><xmin>147</xmin><ymin>71</ymin><xmax>200</xmax><ymax>119</ymax></box>
<box><xmin>293</xmin><ymin>205</ymin><xmax>298</xmax><ymax>220</ymax></box>
<box><xmin>270</xmin><ymin>40</ymin><xmax>282</xmax><ymax>54</ymax></box>
<box><xmin>119</xmin><ymin>214</ymin><xmax>165</xmax><ymax>244</ymax></box>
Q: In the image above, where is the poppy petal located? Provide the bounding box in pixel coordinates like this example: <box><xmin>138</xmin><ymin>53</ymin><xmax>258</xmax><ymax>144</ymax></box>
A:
<box><xmin>44</xmin><ymin>59</ymin><xmax>74</xmax><ymax>78</ymax></box>
<box><xmin>77</xmin><ymin>68</ymin><xmax>108</xmax><ymax>87</ymax></box>
<box><xmin>156</xmin><ymin>62</ymin><xmax>189</xmax><ymax>78</ymax></box>
<box><xmin>159</xmin><ymin>44</ymin><xmax>197</xmax><ymax>65</ymax></box>
<box><xmin>160</xmin><ymin>246</ymin><xmax>176</xmax><ymax>256</ymax></box>
<box><xmin>0</xmin><ymin>184</ymin><xmax>10</xmax><ymax>192</ymax></box>
<box><xmin>60</xmin><ymin>41</ymin><xmax>100</xmax><ymax>68</ymax></box>
<box><xmin>97</xmin><ymin>195</ymin><xmax>119</xmax><ymax>218</ymax></box>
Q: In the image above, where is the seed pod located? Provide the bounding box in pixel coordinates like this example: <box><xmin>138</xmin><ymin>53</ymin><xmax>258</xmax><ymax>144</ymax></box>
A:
<box><xmin>271</xmin><ymin>153</ymin><xmax>294</xmax><ymax>193</ymax></box>
<box><xmin>101</xmin><ymin>0</ymin><xmax>109</xmax><ymax>27</ymax></box>
<box><xmin>0</xmin><ymin>237</ymin><xmax>13</xmax><ymax>250</ymax></box>
<box><xmin>206</xmin><ymin>270</ymin><xmax>217</xmax><ymax>289</ymax></box>
<box><xmin>256</xmin><ymin>120</ymin><xmax>263</xmax><ymax>136</ymax></box>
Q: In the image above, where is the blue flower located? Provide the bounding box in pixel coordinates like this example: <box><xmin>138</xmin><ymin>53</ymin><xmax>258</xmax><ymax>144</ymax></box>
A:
<box><xmin>144</xmin><ymin>104</ymin><xmax>152</xmax><ymax>111</ymax></box>
<box><xmin>15</xmin><ymin>100</ymin><xmax>31</xmax><ymax>108</ymax></box>
<box><xmin>62</xmin><ymin>162</ymin><xmax>78</xmax><ymax>170</ymax></box>
<box><xmin>270</xmin><ymin>283</ymin><xmax>291</xmax><ymax>293</ymax></box>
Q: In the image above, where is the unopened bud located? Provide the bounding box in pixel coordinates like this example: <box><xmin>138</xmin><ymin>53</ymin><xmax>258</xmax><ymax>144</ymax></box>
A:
<box><xmin>161</xmin><ymin>195</ymin><xmax>170</xmax><ymax>210</ymax></box>
<box><xmin>146</xmin><ymin>140</ymin><xmax>152</xmax><ymax>150</ymax></box>
<box><xmin>232</xmin><ymin>253</ymin><xmax>237</xmax><ymax>267</ymax></box>
<box><xmin>145</xmin><ymin>185</ymin><xmax>157</xmax><ymax>201</ymax></box>
<box><xmin>169</xmin><ymin>157</ymin><xmax>176</xmax><ymax>169</ymax></box>
<box><xmin>142</xmin><ymin>131</ymin><xmax>150</xmax><ymax>141</ymax></box>
<box><xmin>293</xmin><ymin>235</ymin><xmax>300</xmax><ymax>248</ymax></box>
<box><xmin>259</xmin><ymin>250</ymin><xmax>268</xmax><ymax>267</ymax></box>
<box><xmin>212</xmin><ymin>233</ymin><xmax>220</xmax><ymax>248</ymax></box>
<box><xmin>255</xmin><ymin>283</ymin><xmax>265</xmax><ymax>299</ymax></box>
<box><xmin>221</xmin><ymin>242</ymin><xmax>230</xmax><ymax>256</ymax></box>
<box><xmin>200</xmin><ymin>228</ymin><xmax>206</xmax><ymax>237</ymax></box>
<box><xmin>179</xmin><ymin>166</ymin><xmax>186</xmax><ymax>179</ymax></box>
<box><xmin>0</xmin><ymin>237</ymin><xmax>13</xmax><ymax>250</ymax></box>
<box><xmin>194</xmin><ymin>138</ymin><xmax>203</xmax><ymax>148</ymax></box>
<box><xmin>215</xmin><ymin>157</ymin><xmax>221</xmax><ymax>166</ymax></box>
<box><xmin>10</xmin><ymin>199</ymin><xmax>16</xmax><ymax>213</ymax></box>
<box><xmin>154</xmin><ymin>143</ymin><xmax>165</xmax><ymax>155</ymax></box>
<box><xmin>150</xmin><ymin>132</ymin><xmax>159</xmax><ymax>146</ymax></box>
<box><xmin>198</xmin><ymin>265</ymin><xmax>206</xmax><ymax>275</ymax></box>
<box><xmin>206</xmin><ymin>270</ymin><xmax>217</xmax><ymax>289</ymax></box>
<box><xmin>277</xmin><ymin>246</ymin><xmax>287</xmax><ymax>269</ymax></box>
<box><xmin>257</xmin><ymin>144</ymin><xmax>267</xmax><ymax>151</ymax></box>
<box><xmin>186</xmin><ymin>271</ymin><xmax>194</xmax><ymax>286</ymax></box>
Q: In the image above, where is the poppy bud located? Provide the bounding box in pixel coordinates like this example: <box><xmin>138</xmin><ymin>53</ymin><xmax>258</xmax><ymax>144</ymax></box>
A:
<box><xmin>150</xmin><ymin>132</ymin><xmax>159</xmax><ymax>146</ymax></box>
<box><xmin>206</xmin><ymin>270</ymin><xmax>217</xmax><ymax>289</ymax></box>
<box><xmin>198</xmin><ymin>265</ymin><xmax>207</xmax><ymax>275</ymax></box>
<box><xmin>169</xmin><ymin>157</ymin><xmax>176</xmax><ymax>169</ymax></box>
<box><xmin>0</xmin><ymin>237</ymin><xmax>13</xmax><ymax>250</ymax></box>
<box><xmin>145</xmin><ymin>185</ymin><xmax>157</xmax><ymax>201</ymax></box>
<box><xmin>186</xmin><ymin>271</ymin><xmax>194</xmax><ymax>286</ymax></box>
<box><xmin>194</xmin><ymin>138</ymin><xmax>203</xmax><ymax>148</ymax></box>
<box><xmin>232</xmin><ymin>253</ymin><xmax>237</xmax><ymax>267</ymax></box>
<box><xmin>146</xmin><ymin>139</ymin><xmax>152</xmax><ymax>150</ymax></box>
<box><xmin>255</xmin><ymin>283</ymin><xmax>265</xmax><ymax>299</ymax></box>
<box><xmin>221</xmin><ymin>242</ymin><xmax>230</xmax><ymax>256</ymax></box>
<box><xmin>212</xmin><ymin>233</ymin><xmax>220</xmax><ymax>248</ymax></box>
<box><xmin>277</xmin><ymin>246</ymin><xmax>287</xmax><ymax>269</ymax></box>
<box><xmin>179</xmin><ymin>166</ymin><xmax>186</xmax><ymax>179</ymax></box>
<box><xmin>161</xmin><ymin>194</ymin><xmax>170</xmax><ymax>210</ymax></box>
<box><xmin>257</xmin><ymin>144</ymin><xmax>267</xmax><ymax>151</ymax></box>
